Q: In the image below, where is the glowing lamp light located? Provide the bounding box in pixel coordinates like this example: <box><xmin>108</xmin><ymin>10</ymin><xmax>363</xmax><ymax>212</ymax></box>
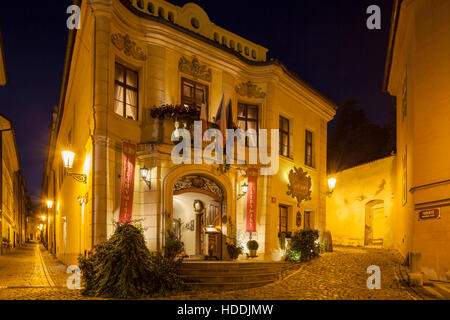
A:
<box><xmin>327</xmin><ymin>178</ymin><xmax>337</xmax><ymax>195</ymax></box>
<box><xmin>140</xmin><ymin>166</ymin><xmax>151</xmax><ymax>190</ymax></box>
<box><xmin>46</xmin><ymin>200</ymin><xmax>53</xmax><ymax>209</ymax></box>
<box><xmin>41</xmin><ymin>215</ymin><xmax>47</xmax><ymax>221</ymax></box>
<box><xmin>241</xmin><ymin>183</ymin><xmax>248</xmax><ymax>194</ymax></box>
<box><xmin>61</xmin><ymin>150</ymin><xmax>75</xmax><ymax>169</ymax></box>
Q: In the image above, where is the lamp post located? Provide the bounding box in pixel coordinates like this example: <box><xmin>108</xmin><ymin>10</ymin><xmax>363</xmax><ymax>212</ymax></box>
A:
<box><xmin>237</xmin><ymin>182</ymin><xmax>248</xmax><ymax>200</ymax></box>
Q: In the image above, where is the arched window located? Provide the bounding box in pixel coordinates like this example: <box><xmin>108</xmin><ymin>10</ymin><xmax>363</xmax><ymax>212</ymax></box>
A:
<box><xmin>147</xmin><ymin>2</ymin><xmax>155</xmax><ymax>14</ymax></box>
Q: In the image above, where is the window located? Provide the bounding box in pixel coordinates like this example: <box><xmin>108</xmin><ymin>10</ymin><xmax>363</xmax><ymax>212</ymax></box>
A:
<box><xmin>279</xmin><ymin>205</ymin><xmax>289</xmax><ymax>233</ymax></box>
<box><xmin>279</xmin><ymin>116</ymin><xmax>290</xmax><ymax>157</ymax></box>
<box><xmin>237</xmin><ymin>103</ymin><xmax>259</xmax><ymax>146</ymax></box>
<box><xmin>181</xmin><ymin>78</ymin><xmax>208</xmax><ymax>115</ymax></box>
<box><xmin>402</xmin><ymin>146</ymin><xmax>407</xmax><ymax>206</ymax></box>
<box><xmin>304</xmin><ymin>210</ymin><xmax>312</xmax><ymax>229</ymax></box>
<box><xmin>114</xmin><ymin>63</ymin><xmax>138</xmax><ymax>120</ymax></box>
<box><xmin>402</xmin><ymin>67</ymin><xmax>407</xmax><ymax>121</ymax></box>
<box><xmin>305</xmin><ymin>130</ymin><xmax>313</xmax><ymax>167</ymax></box>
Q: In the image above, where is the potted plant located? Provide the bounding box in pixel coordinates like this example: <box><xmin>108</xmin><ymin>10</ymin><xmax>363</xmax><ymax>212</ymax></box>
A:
<box><xmin>247</xmin><ymin>240</ymin><xmax>259</xmax><ymax>257</ymax></box>
<box><xmin>226</xmin><ymin>242</ymin><xmax>243</xmax><ymax>260</ymax></box>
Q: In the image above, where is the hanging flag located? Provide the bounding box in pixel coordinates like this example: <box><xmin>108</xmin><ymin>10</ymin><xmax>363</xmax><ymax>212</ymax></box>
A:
<box><xmin>200</xmin><ymin>90</ymin><xmax>207</xmax><ymax>135</ymax></box>
<box><xmin>215</xmin><ymin>94</ymin><xmax>226</xmax><ymax>146</ymax></box>
<box><xmin>119</xmin><ymin>142</ymin><xmax>136</xmax><ymax>224</ymax></box>
<box><xmin>226</xmin><ymin>99</ymin><xmax>234</xmax><ymax>129</ymax></box>
<box><xmin>246</xmin><ymin>168</ymin><xmax>258</xmax><ymax>232</ymax></box>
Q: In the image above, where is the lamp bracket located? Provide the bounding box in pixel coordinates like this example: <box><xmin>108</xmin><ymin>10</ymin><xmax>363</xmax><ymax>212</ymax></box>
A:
<box><xmin>67</xmin><ymin>171</ymin><xmax>87</xmax><ymax>184</ymax></box>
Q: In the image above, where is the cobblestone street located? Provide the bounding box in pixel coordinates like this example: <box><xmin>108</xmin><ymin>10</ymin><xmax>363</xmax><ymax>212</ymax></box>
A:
<box><xmin>0</xmin><ymin>243</ymin><xmax>422</xmax><ymax>300</ymax></box>
<box><xmin>165</xmin><ymin>247</ymin><xmax>421</xmax><ymax>300</ymax></box>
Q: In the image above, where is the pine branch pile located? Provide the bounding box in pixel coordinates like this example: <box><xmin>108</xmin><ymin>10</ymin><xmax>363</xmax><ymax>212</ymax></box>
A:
<box><xmin>78</xmin><ymin>223</ymin><xmax>184</xmax><ymax>298</ymax></box>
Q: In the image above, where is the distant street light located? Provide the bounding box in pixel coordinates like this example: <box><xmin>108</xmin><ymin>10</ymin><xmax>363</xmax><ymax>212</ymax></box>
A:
<box><xmin>46</xmin><ymin>200</ymin><xmax>53</xmax><ymax>209</ymax></box>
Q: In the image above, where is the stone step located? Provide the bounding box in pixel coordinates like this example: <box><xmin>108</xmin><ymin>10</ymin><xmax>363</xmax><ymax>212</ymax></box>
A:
<box><xmin>181</xmin><ymin>262</ymin><xmax>290</xmax><ymax>270</ymax></box>
<box><xmin>184</xmin><ymin>279</ymin><xmax>273</xmax><ymax>291</ymax></box>
<box><xmin>180</xmin><ymin>268</ymin><xmax>279</xmax><ymax>276</ymax></box>
<box><xmin>181</xmin><ymin>272</ymin><xmax>278</xmax><ymax>283</ymax></box>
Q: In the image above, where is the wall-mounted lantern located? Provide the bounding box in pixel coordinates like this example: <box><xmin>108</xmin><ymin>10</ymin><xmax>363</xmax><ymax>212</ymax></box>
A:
<box><xmin>61</xmin><ymin>150</ymin><xmax>87</xmax><ymax>184</ymax></box>
<box><xmin>46</xmin><ymin>200</ymin><xmax>53</xmax><ymax>209</ymax></box>
<box><xmin>237</xmin><ymin>182</ymin><xmax>248</xmax><ymax>200</ymax></box>
<box><xmin>327</xmin><ymin>178</ymin><xmax>337</xmax><ymax>196</ymax></box>
<box><xmin>140</xmin><ymin>165</ymin><xmax>151</xmax><ymax>190</ymax></box>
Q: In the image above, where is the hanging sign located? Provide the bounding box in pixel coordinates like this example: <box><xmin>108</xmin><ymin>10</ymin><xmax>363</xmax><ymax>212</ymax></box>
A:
<box><xmin>246</xmin><ymin>168</ymin><xmax>258</xmax><ymax>232</ymax></box>
<box><xmin>119</xmin><ymin>142</ymin><xmax>137</xmax><ymax>224</ymax></box>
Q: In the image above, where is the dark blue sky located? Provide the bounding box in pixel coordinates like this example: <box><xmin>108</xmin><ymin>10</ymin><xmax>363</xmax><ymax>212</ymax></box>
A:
<box><xmin>0</xmin><ymin>0</ymin><xmax>394</xmax><ymax>201</ymax></box>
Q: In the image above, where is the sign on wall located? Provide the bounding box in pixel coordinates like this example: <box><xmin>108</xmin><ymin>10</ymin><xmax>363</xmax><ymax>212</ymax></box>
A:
<box><xmin>119</xmin><ymin>142</ymin><xmax>137</xmax><ymax>224</ymax></box>
<box><xmin>418</xmin><ymin>208</ymin><xmax>440</xmax><ymax>221</ymax></box>
<box><xmin>246</xmin><ymin>168</ymin><xmax>258</xmax><ymax>232</ymax></box>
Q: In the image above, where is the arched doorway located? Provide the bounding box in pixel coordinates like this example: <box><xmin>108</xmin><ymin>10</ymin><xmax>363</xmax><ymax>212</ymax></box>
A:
<box><xmin>364</xmin><ymin>200</ymin><xmax>385</xmax><ymax>246</ymax></box>
<box><xmin>172</xmin><ymin>175</ymin><xmax>225</xmax><ymax>260</ymax></box>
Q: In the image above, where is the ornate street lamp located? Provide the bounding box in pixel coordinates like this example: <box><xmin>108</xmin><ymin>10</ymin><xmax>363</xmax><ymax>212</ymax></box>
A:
<box><xmin>140</xmin><ymin>165</ymin><xmax>151</xmax><ymax>190</ymax></box>
<box><xmin>61</xmin><ymin>150</ymin><xmax>87</xmax><ymax>183</ymax></box>
<box><xmin>46</xmin><ymin>200</ymin><xmax>53</xmax><ymax>209</ymax></box>
<box><xmin>237</xmin><ymin>182</ymin><xmax>248</xmax><ymax>200</ymax></box>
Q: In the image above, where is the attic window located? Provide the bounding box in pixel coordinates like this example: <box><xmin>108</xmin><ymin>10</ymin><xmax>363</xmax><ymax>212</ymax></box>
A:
<box><xmin>213</xmin><ymin>32</ymin><xmax>219</xmax><ymax>42</ymax></box>
<box><xmin>158</xmin><ymin>7</ymin><xmax>165</xmax><ymax>18</ymax></box>
<box><xmin>191</xmin><ymin>18</ymin><xmax>200</xmax><ymax>29</ymax></box>
<box><xmin>137</xmin><ymin>0</ymin><xmax>144</xmax><ymax>9</ymax></box>
<box><xmin>168</xmin><ymin>12</ymin><xmax>175</xmax><ymax>22</ymax></box>
<box><xmin>147</xmin><ymin>3</ymin><xmax>155</xmax><ymax>14</ymax></box>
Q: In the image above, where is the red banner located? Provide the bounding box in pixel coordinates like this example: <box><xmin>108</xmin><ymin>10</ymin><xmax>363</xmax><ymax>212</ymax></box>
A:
<box><xmin>119</xmin><ymin>142</ymin><xmax>137</xmax><ymax>224</ymax></box>
<box><xmin>246</xmin><ymin>168</ymin><xmax>258</xmax><ymax>232</ymax></box>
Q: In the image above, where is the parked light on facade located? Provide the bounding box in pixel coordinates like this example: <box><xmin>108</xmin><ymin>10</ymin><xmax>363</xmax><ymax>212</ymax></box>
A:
<box><xmin>140</xmin><ymin>166</ymin><xmax>151</xmax><ymax>190</ymax></box>
<box><xmin>41</xmin><ymin>215</ymin><xmax>47</xmax><ymax>221</ymax></box>
<box><xmin>61</xmin><ymin>150</ymin><xmax>87</xmax><ymax>184</ymax></box>
<box><xmin>61</xmin><ymin>150</ymin><xmax>75</xmax><ymax>169</ymax></box>
<box><xmin>237</xmin><ymin>182</ymin><xmax>248</xmax><ymax>200</ymax></box>
<box><xmin>327</xmin><ymin>178</ymin><xmax>336</xmax><ymax>196</ymax></box>
<box><xmin>46</xmin><ymin>200</ymin><xmax>53</xmax><ymax>209</ymax></box>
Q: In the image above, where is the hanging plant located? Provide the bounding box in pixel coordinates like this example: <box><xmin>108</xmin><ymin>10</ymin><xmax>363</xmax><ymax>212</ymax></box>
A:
<box><xmin>150</xmin><ymin>104</ymin><xmax>200</xmax><ymax>125</ymax></box>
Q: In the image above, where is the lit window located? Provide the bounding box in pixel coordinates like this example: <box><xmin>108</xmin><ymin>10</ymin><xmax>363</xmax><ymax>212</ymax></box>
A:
<box><xmin>237</xmin><ymin>103</ymin><xmax>259</xmax><ymax>146</ymax></box>
<box><xmin>181</xmin><ymin>78</ymin><xmax>208</xmax><ymax>114</ymax></box>
<box><xmin>279</xmin><ymin>116</ymin><xmax>290</xmax><ymax>157</ymax></box>
<box><xmin>114</xmin><ymin>63</ymin><xmax>138</xmax><ymax>120</ymax></box>
<box><xmin>279</xmin><ymin>205</ymin><xmax>289</xmax><ymax>233</ymax></box>
<box><xmin>305</xmin><ymin>130</ymin><xmax>313</xmax><ymax>167</ymax></box>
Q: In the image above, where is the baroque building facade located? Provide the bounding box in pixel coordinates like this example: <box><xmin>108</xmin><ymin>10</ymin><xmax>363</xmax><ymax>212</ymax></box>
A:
<box><xmin>42</xmin><ymin>0</ymin><xmax>335</xmax><ymax>265</ymax></box>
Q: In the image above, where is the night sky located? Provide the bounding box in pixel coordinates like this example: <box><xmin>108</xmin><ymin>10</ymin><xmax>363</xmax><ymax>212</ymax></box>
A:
<box><xmin>0</xmin><ymin>0</ymin><xmax>394</xmax><ymax>201</ymax></box>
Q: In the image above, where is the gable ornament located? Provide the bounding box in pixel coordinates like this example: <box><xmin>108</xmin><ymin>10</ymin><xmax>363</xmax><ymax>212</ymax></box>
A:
<box><xmin>111</xmin><ymin>33</ymin><xmax>147</xmax><ymax>61</ymax></box>
<box><xmin>235</xmin><ymin>81</ymin><xmax>266</xmax><ymax>99</ymax></box>
<box><xmin>287</xmin><ymin>167</ymin><xmax>312</xmax><ymax>207</ymax></box>
<box><xmin>178</xmin><ymin>57</ymin><xmax>212</xmax><ymax>82</ymax></box>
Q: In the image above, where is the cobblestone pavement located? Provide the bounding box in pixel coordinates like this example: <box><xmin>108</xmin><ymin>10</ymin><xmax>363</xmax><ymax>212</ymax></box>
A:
<box><xmin>162</xmin><ymin>247</ymin><xmax>421</xmax><ymax>300</ymax></box>
<box><xmin>0</xmin><ymin>244</ymin><xmax>421</xmax><ymax>300</ymax></box>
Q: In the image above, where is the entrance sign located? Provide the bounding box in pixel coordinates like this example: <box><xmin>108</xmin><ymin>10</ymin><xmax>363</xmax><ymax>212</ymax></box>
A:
<box><xmin>246</xmin><ymin>168</ymin><xmax>258</xmax><ymax>232</ymax></box>
<box><xmin>418</xmin><ymin>208</ymin><xmax>440</xmax><ymax>221</ymax></box>
<box><xmin>119</xmin><ymin>142</ymin><xmax>137</xmax><ymax>224</ymax></box>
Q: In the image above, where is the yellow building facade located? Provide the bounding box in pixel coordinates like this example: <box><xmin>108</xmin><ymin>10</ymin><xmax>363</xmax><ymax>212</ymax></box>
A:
<box><xmin>384</xmin><ymin>0</ymin><xmax>449</xmax><ymax>281</ymax></box>
<box><xmin>0</xmin><ymin>115</ymin><xmax>27</xmax><ymax>253</ymax></box>
<box><xmin>43</xmin><ymin>0</ymin><xmax>335</xmax><ymax>266</ymax></box>
<box><xmin>326</xmin><ymin>156</ymin><xmax>396</xmax><ymax>248</ymax></box>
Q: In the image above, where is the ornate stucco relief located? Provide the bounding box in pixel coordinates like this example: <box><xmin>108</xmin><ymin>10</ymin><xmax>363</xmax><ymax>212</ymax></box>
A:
<box><xmin>178</xmin><ymin>57</ymin><xmax>212</xmax><ymax>82</ymax></box>
<box><xmin>235</xmin><ymin>81</ymin><xmax>266</xmax><ymax>99</ymax></box>
<box><xmin>111</xmin><ymin>33</ymin><xmax>147</xmax><ymax>61</ymax></box>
